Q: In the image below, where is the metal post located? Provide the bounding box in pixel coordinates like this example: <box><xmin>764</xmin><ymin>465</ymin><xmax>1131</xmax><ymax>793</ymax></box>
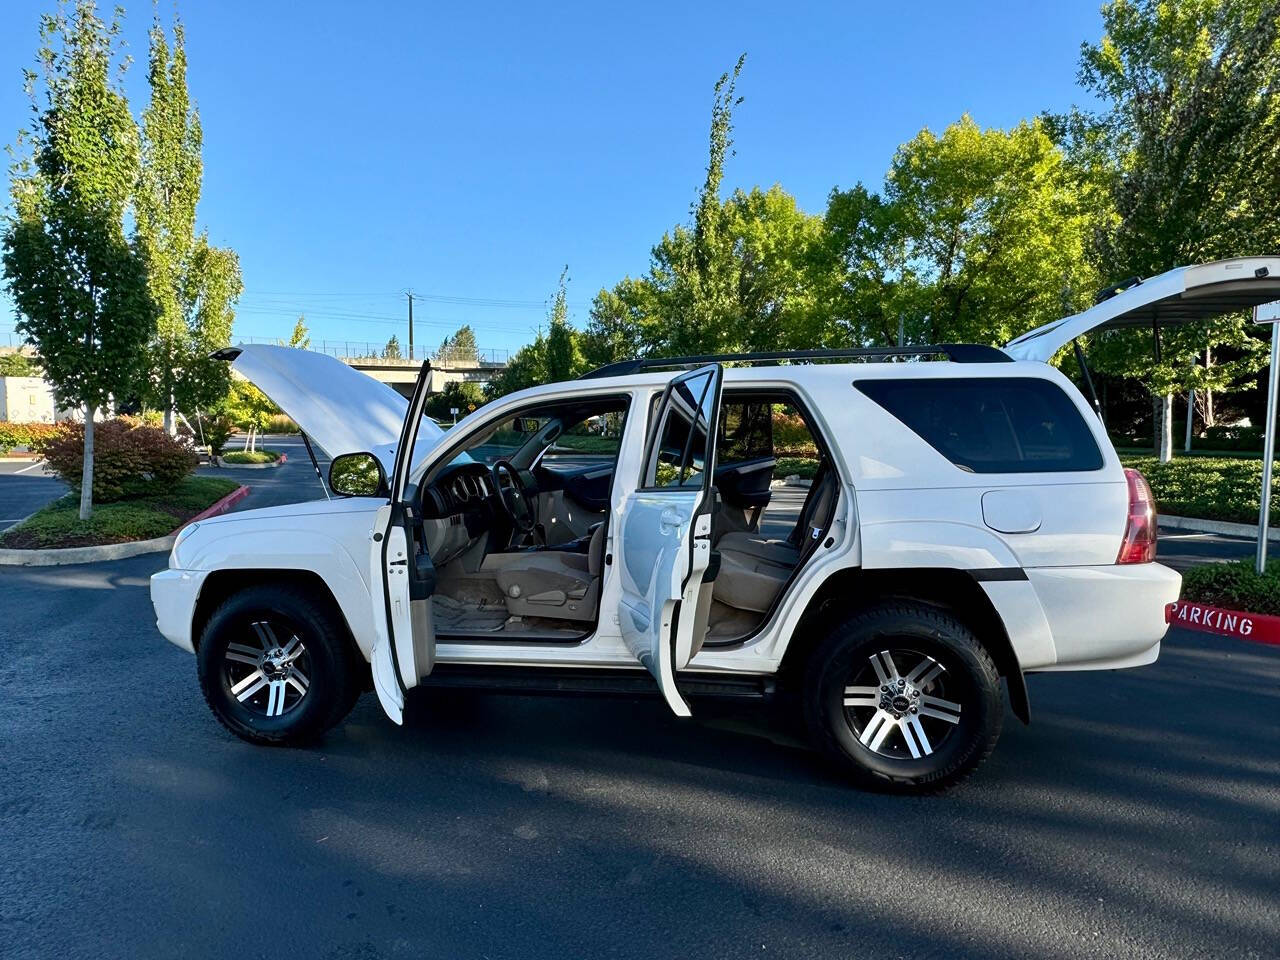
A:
<box><xmin>1256</xmin><ymin>325</ymin><xmax>1279</xmax><ymax>574</ymax></box>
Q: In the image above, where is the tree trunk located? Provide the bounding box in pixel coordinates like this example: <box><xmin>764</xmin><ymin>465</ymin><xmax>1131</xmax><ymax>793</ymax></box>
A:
<box><xmin>163</xmin><ymin>399</ymin><xmax>175</xmax><ymax>437</ymax></box>
<box><xmin>1155</xmin><ymin>393</ymin><xmax>1174</xmax><ymax>463</ymax></box>
<box><xmin>79</xmin><ymin>408</ymin><xmax>96</xmax><ymax>521</ymax></box>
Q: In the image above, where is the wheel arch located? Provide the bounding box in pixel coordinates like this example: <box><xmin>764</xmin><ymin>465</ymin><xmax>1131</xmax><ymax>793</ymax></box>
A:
<box><xmin>192</xmin><ymin>569</ymin><xmax>367</xmax><ymax>674</ymax></box>
<box><xmin>780</xmin><ymin>566</ymin><xmax>1031</xmax><ymax>724</ymax></box>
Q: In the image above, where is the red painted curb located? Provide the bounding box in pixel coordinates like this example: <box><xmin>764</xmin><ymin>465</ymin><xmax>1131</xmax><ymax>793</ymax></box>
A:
<box><xmin>1166</xmin><ymin>601</ymin><xmax>1280</xmax><ymax>647</ymax></box>
<box><xmin>171</xmin><ymin>484</ymin><xmax>250</xmax><ymax>535</ymax></box>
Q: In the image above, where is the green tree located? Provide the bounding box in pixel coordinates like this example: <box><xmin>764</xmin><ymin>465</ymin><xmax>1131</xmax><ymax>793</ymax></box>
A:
<box><xmin>1069</xmin><ymin>0</ymin><xmax>1280</xmax><ymax>458</ymax></box>
<box><xmin>425</xmin><ymin>379</ymin><xmax>484</xmax><ymax>421</ymax></box>
<box><xmin>543</xmin><ymin>267</ymin><xmax>583</xmax><ymax>381</ymax></box>
<box><xmin>382</xmin><ymin>333</ymin><xmax>402</xmax><ymax>359</ymax></box>
<box><xmin>827</xmin><ymin>116</ymin><xmax>1097</xmax><ymax>349</ymax></box>
<box><xmin>288</xmin><ymin>315</ymin><xmax>309</xmax><ymax>349</ymax></box>
<box><xmin>1</xmin><ymin>2</ymin><xmax>157</xmax><ymax>519</ymax></box>
<box><xmin>225</xmin><ymin>377</ymin><xmax>276</xmax><ymax>452</ymax></box>
<box><xmin>135</xmin><ymin>15</ymin><xmax>241</xmax><ymax>434</ymax></box>
<box><xmin>435</xmin><ymin>324</ymin><xmax>480</xmax><ymax>364</ymax></box>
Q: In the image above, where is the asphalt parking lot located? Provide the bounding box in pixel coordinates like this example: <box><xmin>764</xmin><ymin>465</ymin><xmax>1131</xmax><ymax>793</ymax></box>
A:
<box><xmin>1</xmin><ymin>446</ymin><xmax>1277</xmax><ymax>959</ymax></box>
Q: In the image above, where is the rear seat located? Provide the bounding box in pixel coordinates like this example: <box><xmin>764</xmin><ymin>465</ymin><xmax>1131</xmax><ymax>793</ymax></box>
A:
<box><xmin>713</xmin><ymin>464</ymin><xmax>835</xmax><ymax>614</ymax></box>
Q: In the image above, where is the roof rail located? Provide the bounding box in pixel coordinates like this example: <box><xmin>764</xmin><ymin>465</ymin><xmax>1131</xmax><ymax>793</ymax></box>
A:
<box><xmin>578</xmin><ymin>344</ymin><xmax>1011</xmax><ymax>379</ymax></box>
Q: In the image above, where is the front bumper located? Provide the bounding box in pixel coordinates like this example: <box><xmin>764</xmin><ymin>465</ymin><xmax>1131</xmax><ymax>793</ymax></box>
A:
<box><xmin>150</xmin><ymin>568</ymin><xmax>209</xmax><ymax>654</ymax></box>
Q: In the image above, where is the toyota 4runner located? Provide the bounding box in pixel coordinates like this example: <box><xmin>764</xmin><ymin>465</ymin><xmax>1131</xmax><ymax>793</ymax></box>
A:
<box><xmin>150</xmin><ymin>258</ymin><xmax>1280</xmax><ymax>791</ymax></box>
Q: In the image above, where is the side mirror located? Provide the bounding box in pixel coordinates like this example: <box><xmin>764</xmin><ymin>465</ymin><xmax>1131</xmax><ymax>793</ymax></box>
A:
<box><xmin>329</xmin><ymin>452</ymin><xmax>388</xmax><ymax>497</ymax></box>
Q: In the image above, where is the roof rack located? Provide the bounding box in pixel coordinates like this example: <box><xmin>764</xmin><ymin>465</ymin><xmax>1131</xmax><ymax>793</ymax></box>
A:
<box><xmin>577</xmin><ymin>344</ymin><xmax>1011</xmax><ymax>380</ymax></box>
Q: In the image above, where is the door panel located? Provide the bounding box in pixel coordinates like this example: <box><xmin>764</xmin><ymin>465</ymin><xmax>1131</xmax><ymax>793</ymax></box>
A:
<box><xmin>368</xmin><ymin>361</ymin><xmax>438</xmax><ymax>724</ymax></box>
<box><xmin>616</xmin><ymin>363</ymin><xmax>724</xmax><ymax>716</ymax></box>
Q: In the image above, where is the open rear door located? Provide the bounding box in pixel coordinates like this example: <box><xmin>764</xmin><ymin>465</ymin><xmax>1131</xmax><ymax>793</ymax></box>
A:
<box><xmin>368</xmin><ymin>361</ymin><xmax>437</xmax><ymax>723</ymax></box>
<box><xmin>616</xmin><ymin>364</ymin><xmax>723</xmax><ymax>716</ymax></box>
<box><xmin>1005</xmin><ymin>257</ymin><xmax>1280</xmax><ymax>361</ymax></box>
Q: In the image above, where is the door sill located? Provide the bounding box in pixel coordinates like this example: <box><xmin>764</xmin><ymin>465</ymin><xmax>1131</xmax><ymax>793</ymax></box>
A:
<box><xmin>418</xmin><ymin>663</ymin><xmax>777</xmax><ymax>700</ymax></box>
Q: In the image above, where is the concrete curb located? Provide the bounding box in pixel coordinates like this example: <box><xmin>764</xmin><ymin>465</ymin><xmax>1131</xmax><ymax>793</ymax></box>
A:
<box><xmin>0</xmin><ymin>484</ymin><xmax>250</xmax><ymax>567</ymax></box>
<box><xmin>1160</xmin><ymin>513</ymin><xmax>1280</xmax><ymax>543</ymax></box>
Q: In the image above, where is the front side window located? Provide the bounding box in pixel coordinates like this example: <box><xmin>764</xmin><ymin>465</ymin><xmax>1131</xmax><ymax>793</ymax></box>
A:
<box><xmin>855</xmin><ymin>377</ymin><xmax>1104</xmax><ymax>473</ymax></box>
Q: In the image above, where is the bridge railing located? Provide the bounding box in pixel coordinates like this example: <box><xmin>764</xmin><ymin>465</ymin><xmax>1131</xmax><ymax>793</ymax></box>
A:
<box><xmin>233</xmin><ymin>337</ymin><xmax>509</xmax><ymax>366</ymax></box>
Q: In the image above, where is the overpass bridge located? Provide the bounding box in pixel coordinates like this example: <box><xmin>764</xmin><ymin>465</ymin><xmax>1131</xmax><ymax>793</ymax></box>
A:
<box><xmin>234</xmin><ymin>338</ymin><xmax>508</xmax><ymax>398</ymax></box>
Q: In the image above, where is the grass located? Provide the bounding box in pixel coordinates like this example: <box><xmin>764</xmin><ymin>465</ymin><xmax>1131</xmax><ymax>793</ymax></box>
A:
<box><xmin>221</xmin><ymin>449</ymin><xmax>280</xmax><ymax>464</ymax></box>
<box><xmin>1182</xmin><ymin>560</ymin><xmax>1280</xmax><ymax>616</ymax></box>
<box><xmin>1121</xmin><ymin>455</ymin><xmax>1280</xmax><ymax>527</ymax></box>
<box><xmin>0</xmin><ymin>475</ymin><xmax>239</xmax><ymax>549</ymax></box>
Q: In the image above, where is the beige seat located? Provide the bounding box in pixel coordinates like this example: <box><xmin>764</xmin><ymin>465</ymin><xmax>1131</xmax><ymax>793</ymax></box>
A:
<box><xmin>713</xmin><ymin>465</ymin><xmax>836</xmax><ymax>614</ymax></box>
<box><xmin>714</xmin><ymin>533</ymin><xmax>799</xmax><ymax>613</ymax></box>
<box><xmin>481</xmin><ymin>524</ymin><xmax>605</xmax><ymax>622</ymax></box>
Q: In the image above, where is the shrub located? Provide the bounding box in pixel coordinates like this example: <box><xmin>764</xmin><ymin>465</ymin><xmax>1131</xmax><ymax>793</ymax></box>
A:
<box><xmin>265</xmin><ymin>413</ymin><xmax>299</xmax><ymax>433</ymax></box>
<box><xmin>0</xmin><ymin>420</ymin><xmax>62</xmax><ymax>453</ymax></box>
<box><xmin>201</xmin><ymin>415</ymin><xmax>236</xmax><ymax>457</ymax></box>
<box><xmin>41</xmin><ymin>419</ymin><xmax>198</xmax><ymax>502</ymax></box>
<box><xmin>1181</xmin><ymin>560</ymin><xmax>1280</xmax><ymax>616</ymax></box>
<box><xmin>221</xmin><ymin>449</ymin><xmax>279</xmax><ymax>464</ymax></box>
<box><xmin>1123</xmin><ymin>455</ymin><xmax>1279</xmax><ymax>527</ymax></box>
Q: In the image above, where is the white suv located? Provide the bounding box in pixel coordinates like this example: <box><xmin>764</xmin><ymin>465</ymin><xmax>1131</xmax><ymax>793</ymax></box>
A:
<box><xmin>149</xmin><ymin>259</ymin><xmax>1279</xmax><ymax>792</ymax></box>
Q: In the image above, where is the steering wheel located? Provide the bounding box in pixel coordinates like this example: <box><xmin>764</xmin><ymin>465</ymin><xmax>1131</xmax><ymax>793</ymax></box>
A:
<box><xmin>491</xmin><ymin>460</ymin><xmax>537</xmax><ymax>533</ymax></box>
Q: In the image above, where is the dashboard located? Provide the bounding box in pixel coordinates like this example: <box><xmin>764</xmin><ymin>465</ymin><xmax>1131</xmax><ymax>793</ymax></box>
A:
<box><xmin>421</xmin><ymin>463</ymin><xmax>499</xmax><ymax>518</ymax></box>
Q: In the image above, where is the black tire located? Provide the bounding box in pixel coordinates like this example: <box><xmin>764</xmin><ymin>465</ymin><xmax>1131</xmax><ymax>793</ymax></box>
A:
<box><xmin>196</xmin><ymin>584</ymin><xmax>362</xmax><ymax>745</ymax></box>
<box><xmin>802</xmin><ymin>601</ymin><xmax>1003</xmax><ymax>793</ymax></box>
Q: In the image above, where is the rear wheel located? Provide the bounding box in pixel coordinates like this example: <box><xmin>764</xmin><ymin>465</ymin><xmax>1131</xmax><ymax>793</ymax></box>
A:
<box><xmin>197</xmin><ymin>584</ymin><xmax>361</xmax><ymax>745</ymax></box>
<box><xmin>803</xmin><ymin>602</ymin><xmax>1003</xmax><ymax>793</ymax></box>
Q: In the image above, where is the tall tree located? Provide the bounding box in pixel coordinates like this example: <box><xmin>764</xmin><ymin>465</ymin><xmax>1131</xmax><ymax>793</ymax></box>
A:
<box><xmin>544</xmin><ymin>267</ymin><xmax>582</xmax><ymax>381</ymax></box>
<box><xmin>288</xmin><ymin>315</ymin><xmax>309</xmax><ymax>348</ymax></box>
<box><xmin>435</xmin><ymin>324</ymin><xmax>480</xmax><ymax>364</ymax></box>
<box><xmin>2</xmin><ymin>1</ymin><xmax>156</xmax><ymax>519</ymax></box>
<box><xmin>1070</xmin><ymin>0</ymin><xmax>1280</xmax><ymax>459</ymax></box>
<box><xmin>828</xmin><ymin>116</ymin><xmax>1097</xmax><ymax>349</ymax></box>
<box><xmin>136</xmin><ymin>15</ymin><xmax>240</xmax><ymax>433</ymax></box>
<box><xmin>382</xmin><ymin>333</ymin><xmax>402</xmax><ymax>359</ymax></box>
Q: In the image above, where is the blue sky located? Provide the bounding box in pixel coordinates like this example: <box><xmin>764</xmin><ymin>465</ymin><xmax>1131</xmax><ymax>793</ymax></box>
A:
<box><xmin>0</xmin><ymin>0</ymin><xmax>1104</xmax><ymax>359</ymax></box>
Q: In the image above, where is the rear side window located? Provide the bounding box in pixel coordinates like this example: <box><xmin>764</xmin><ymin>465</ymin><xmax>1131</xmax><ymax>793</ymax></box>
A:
<box><xmin>854</xmin><ymin>377</ymin><xmax>1104</xmax><ymax>473</ymax></box>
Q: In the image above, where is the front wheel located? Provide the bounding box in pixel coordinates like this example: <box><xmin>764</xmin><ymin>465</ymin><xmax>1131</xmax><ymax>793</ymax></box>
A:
<box><xmin>803</xmin><ymin>602</ymin><xmax>1003</xmax><ymax>793</ymax></box>
<box><xmin>196</xmin><ymin>584</ymin><xmax>361</xmax><ymax>745</ymax></box>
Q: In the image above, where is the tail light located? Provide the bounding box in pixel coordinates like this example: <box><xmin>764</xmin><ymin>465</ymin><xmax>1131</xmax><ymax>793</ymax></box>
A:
<box><xmin>1117</xmin><ymin>468</ymin><xmax>1157</xmax><ymax>564</ymax></box>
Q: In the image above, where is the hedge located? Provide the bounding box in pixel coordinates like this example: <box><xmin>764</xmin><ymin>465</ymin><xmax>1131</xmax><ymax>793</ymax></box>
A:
<box><xmin>1181</xmin><ymin>561</ymin><xmax>1280</xmax><ymax>617</ymax></box>
<box><xmin>0</xmin><ymin>420</ymin><xmax>62</xmax><ymax>453</ymax></box>
<box><xmin>221</xmin><ymin>449</ymin><xmax>280</xmax><ymax>464</ymax></box>
<box><xmin>1123</xmin><ymin>455</ymin><xmax>1280</xmax><ymax>527</ymax></box>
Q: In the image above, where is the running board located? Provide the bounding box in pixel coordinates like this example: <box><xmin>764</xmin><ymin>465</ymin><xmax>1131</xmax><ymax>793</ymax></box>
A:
<box><xmin>418</xmin><ymin>664</ymin><xmax>777</xmax><ymax>701</ymax></box>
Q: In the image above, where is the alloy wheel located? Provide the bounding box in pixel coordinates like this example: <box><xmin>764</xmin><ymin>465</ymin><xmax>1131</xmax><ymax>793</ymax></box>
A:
<box><xmin>842</xmin><ymin>648</ymin><xmax>964</xmax><ymax>760</ymax></box>
<box><xmin>221</xmin><ymin>620</ymin><xmax>312</xmax><ymax>718</ymax></box>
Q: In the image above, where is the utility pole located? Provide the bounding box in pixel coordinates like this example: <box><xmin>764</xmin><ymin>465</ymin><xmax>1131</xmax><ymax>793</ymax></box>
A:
<box><xmin>406</xmin><ymin>291</ymin><xmax>415</xmax><ymax>361</ymax></box>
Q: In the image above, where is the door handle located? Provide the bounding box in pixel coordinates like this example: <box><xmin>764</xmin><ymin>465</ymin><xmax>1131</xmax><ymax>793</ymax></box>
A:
<box><xmin>659</xmin><ymin>508</ymin><xmax>681</xmax><ymax>531</ymax></box>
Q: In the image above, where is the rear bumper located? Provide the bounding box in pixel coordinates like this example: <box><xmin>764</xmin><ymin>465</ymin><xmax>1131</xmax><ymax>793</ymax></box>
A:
<box><xmin>1026</xmin><ymin>562</ymin><xmax>1181</xmax><ymax>671</ymax></box>
<box><xmin>150</xmin><ymin>568</ymin><xmax>208</xmax><ymax>654</ymax></box>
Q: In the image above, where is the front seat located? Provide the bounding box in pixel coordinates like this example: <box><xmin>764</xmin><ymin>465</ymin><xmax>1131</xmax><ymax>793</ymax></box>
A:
<box><xmin>714</xmin><ymin>464</ymin><xmax>835</xmax><ymax>614</ymax></box>
<box><xmin>481</xmin><ymin>523</ymin><xmax>606</xmax><ymax>622</ymax></box>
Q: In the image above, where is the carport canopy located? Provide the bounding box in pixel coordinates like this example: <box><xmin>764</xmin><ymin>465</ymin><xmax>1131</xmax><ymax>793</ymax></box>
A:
<box><xmin>1004</xmin><ymin>256</ymin><xmax>1280</xmax><ymax>362</ymax></box>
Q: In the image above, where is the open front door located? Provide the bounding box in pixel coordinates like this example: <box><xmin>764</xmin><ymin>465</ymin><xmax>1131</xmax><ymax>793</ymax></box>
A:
<box><xmin>617</xmin><ymin>364</ymin><xmax>723</xmax><ymax>717</ymax></box>
<box><xmin>368</xmin><ymin>362</ymin><xmax>437</xmax><ymax>723</ymax></box>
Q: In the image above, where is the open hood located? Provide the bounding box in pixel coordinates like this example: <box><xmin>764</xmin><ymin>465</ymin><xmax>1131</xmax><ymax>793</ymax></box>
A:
<box><xmin>215</xmin><ymin>344</ymin><xmax>445</xmax><ymax>471</ymax></box>
<box><xmin>1005</xmin><ymin>257</ymin><xmax>1280</xmax><ymax>362</ymax></box>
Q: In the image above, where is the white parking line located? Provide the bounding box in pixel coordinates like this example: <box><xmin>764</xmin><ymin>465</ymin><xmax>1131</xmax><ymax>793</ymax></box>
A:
<box><xmin>14</xmin><ymin>461</ymin><xmax>44</xmax><ymax>475</ymax></box>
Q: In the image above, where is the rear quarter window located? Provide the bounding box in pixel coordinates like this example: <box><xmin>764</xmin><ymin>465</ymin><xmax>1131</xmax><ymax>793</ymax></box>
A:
<box><xmin>854</xmin><ymin>377</ymin><xmax>1104</xmax><ymax>473</ymax></box>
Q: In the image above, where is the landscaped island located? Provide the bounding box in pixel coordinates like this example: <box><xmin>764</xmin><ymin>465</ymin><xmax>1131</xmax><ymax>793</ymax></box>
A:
<box><xmin>0</xmin><ymin>418</ymin><xmax>241</xmax><ymax>551</ymax></box>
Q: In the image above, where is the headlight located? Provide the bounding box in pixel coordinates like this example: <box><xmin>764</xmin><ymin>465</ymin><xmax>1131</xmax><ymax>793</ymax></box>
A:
<box><xmin>170</xmin><ymin>521</ymin><xmax>200</xmax><ymax>567</ymax></box>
